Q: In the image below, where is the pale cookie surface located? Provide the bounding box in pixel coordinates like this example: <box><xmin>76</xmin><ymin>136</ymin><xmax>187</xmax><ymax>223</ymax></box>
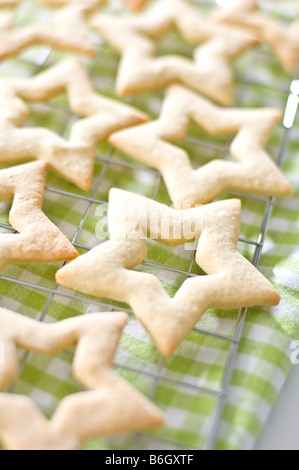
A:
<box><xmin>36</xmin><ymin>0</ymin><xmax>107</xmax><ymax>55</ymax></box>
<box><xmin>39</xmin><ymin>0</ymin><xmax>149</xmax><ymax>9</ymax></box>
<box><xmin>110</xmin><ymin>84</ymin><xmax>293</xmax><ymax>207</ymax></box>
<box><xmin>212</xmin><ymin>0</ymin><xmax>257</xmax><ymax>19</ymax></box>
<box><xmin>213</xmin><ymin>0</ymin><xmax>299</xmax><ymax>72</ymax></box>
<box><xmin>0</xmin><ymin>161</ymin><xmax>78</xmax><ymax>272</ymax></box>
<box><xmin>91</xmin><ymin>0</ymin><xmax>257</xmax><ymax>105</ymax></box>
<box><xmin>0</xmin><ymin>2</ymin><xmax>98</xmax><ymax>62</ymax></box>
<box><xmin>123</xmin><ymin>0</ymin><xmax>149</xmax><ymax>10</ymax></box>
<box><xmin>0</xmin><ymin>59</ymin><xmax>148</xmax><ymax>190</ymax></box>
<box><xmin>0</xmin><ymin>0</ymin><xmax>18</xmax><ymax>6</ymax></box>
<box><xmin>37</xmin><ymin>0</ymin><xmax>105</xmax><ymax>7</ymax></box>
<box><xmin>56</xmin><ymin>189</ymin><xmax>280</xmax><ymax>357</ymax></box>
<box><xmin>0</xmin><ymin>309</ymin><xmax>164</xmax><ymax>450</ymax></box>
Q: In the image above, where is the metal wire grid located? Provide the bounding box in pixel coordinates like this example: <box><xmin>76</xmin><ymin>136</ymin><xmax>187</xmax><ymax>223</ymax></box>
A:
<box><xmin>0</xmin><ymin>0</ymin><xmax>297</xmax><ymax>451</ymax></box>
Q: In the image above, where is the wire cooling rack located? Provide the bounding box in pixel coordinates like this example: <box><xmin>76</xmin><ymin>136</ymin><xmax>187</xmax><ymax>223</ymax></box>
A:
<box><xmin>0</xmin><ymin>0</ymin><xmax>298</xmax><ymax>451</ymax></box>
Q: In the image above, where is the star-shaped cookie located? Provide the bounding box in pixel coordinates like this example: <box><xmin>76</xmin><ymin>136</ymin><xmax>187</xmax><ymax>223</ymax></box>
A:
<box><xmin>0</xmin><ymin>0</ymin><xmax>100</xmax><ymax>62</ymax></box>
<box><xmin>90</xmin><ymin>0</ymin><xmax>257</xmax><ymax>105</ymax></box>
<box><xmin>0</xmin><ymin>161</ymin><xmax>78</xmax><ymax>272</ymax></box>
<box><xmin>56</xmin><ymin>188</ymin><xmax>280</xmax><ymax>357</ymax></box>
<box><xmin>0</xmin><ymin>308</ymin><xmax>164</xmax><ymax>450</ymax></box>
<box><xmin>109</xmin><ymin>84</ymin><xmax>293</xmax><ymax>207</ymax></box>
<box><xmin>0</xmin><ymin>59</ymin><xmax>148</xmax><ymax>190</ymax></box>
<box><xmin>214</xmin><ymin>0</ymin><xmax>299</xmax><ymax>72</ymax></box>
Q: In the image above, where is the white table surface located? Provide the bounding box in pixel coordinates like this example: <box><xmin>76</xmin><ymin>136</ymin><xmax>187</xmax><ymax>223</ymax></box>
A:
<box><xmin>256</xmin><ymin>364</ymin><xmax>299</xmax><ymax>450</ymax></box>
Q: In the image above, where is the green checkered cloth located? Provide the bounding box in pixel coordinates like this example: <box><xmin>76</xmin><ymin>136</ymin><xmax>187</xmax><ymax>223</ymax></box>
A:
<box><xmin>0</xmin><ymin>0</ymin><xmax>298</xmax><ymax>451</ymax></box>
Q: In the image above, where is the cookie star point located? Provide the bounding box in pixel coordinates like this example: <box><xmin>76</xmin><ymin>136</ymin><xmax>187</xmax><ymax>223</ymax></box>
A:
<box><xmin>0</xmin><ymin>161</ymin><xmax>78</xmax><ymax>272</ymax></box>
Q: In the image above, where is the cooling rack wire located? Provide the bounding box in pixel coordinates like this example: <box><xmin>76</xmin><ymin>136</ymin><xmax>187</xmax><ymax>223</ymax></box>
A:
<box><xmin>0</xmin><ymin>0</ymin><xmax>298</xmax><ymax>451</ymax></box>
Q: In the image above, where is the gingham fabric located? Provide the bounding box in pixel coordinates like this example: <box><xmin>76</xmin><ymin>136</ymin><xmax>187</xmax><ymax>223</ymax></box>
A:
<box><xmin>0</xmin><ymin>0</ymin><xmax>298</xmax><ymax>451</ymax></box>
